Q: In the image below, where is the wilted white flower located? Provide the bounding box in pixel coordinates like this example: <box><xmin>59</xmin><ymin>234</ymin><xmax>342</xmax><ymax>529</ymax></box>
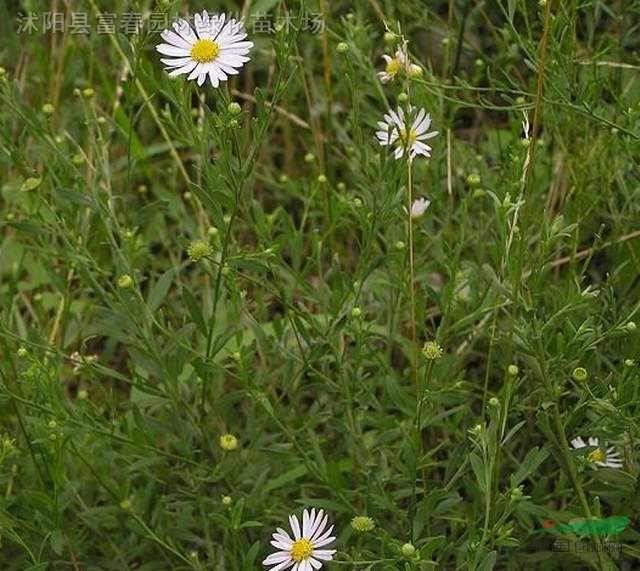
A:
<box><xmin>378</xmin><ymin>47</ymin><xmax>408</xmax><ymax>83</ymax></box>
<box><xmin>570</xmin><ymin>436</ymin><xmax>623</xmax><ymax>469</ymax></box>
<box><xmin>376</xmin><ymin>107</ymin><xmax>439</xmax><ymax>161</ymax></box>
<box><xmin>156</xmin><ymin>11</ymin><xmax>253</xmax><ymax>87</ymax></box>
<box><xmin>410</xmin><ymin>197</ymin><xmax>431</xmax><ymax>219</ymax></box>
<box><xmin>263</xmin><ymin>508</ymin><xmax>336</xmax><ymax>570</ymax></box>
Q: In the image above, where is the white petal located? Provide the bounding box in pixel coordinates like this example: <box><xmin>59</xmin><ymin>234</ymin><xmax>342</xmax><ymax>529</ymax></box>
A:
<box><xmin>413</xmin><ymin>141</ymin><xmax>432</xmax><ymax>155</ymax></box>
<box><xmin>208</xmin><ymin>69</ymin><xmax>220</xmax><ymax>88</ymax></box>
<box><xmin>221</xmin><ymin>40</ymin><xmax>254</xmax><ymax>51</ymax></box>
<box><xmin>588</xmin><ymin>437</ymin><xmax>599</xmax><ymax>447</ymax></box>
<box><xmin>160</xmin><ymin>56</ymin><xmax>192</xmax><ymax>68</ymax></box>
<box><xmin>168</xmin><ymin>61</ymin><xmax>198</xmax><ymax>77</ymax></box>
<box><xmin>310</xmin><ymin>513</ymin><xmax>327</xmax><ymax>541</ymax></box>
<box><xmin>156</xmin><ymin>43</ymin><xmax>190</xmax><ymax>57</ymax></box>
<box><xmin>571</xmin><ymin>437</ymin><xmax>586</xmax><ymax>449</ymax></box>
<box><xmin>416</xmin><ymin>130</ymin><xmax>439</xmax><ymax>141</ymax></box>
<box><xmin>173</xmin><ymin>19</ymin><xmax>197</xmax><ymax>43</ymax></box>
<box><xmin>215</xmin><ymin>61</ymin><xmax>239</xmax><ymax>75</ymax></box>
<box><xmin>160</xmin><ymin>30</ymin><xmax>192</xmax><ymax>50</ymax></box>
<box><xmin>312</xmin><ymin>523</ymin><xmax>333</xmax><ymax>543</ymax></box>
<box><xmin>313</xmin><ymin>549</ymin><xmax>336</xmax><ymax>561</ymax></box>
<box><xmin>290</xmin><ymin>514</ymin><xmax>301</xmax><ymax>540</ymax></box>
<box><xmin>412</xmin><ymin>108</ymin><xmax>426</xmax><ymax>131</ymax></box>
<box><xmin>218</xmin><ymin>54</ymin><xmax>247</xmax><ymax>68</ymax></box>
<box><xmin>273</xmin><ymin>532</ymin><xmax>293</xmax><ymax>545</ymax></box>
<box><xmin>307</xmin><ymin>508</ymin><xmax>320</xmax><ymax>537</ymax></box>
<box><xmin>187</xmin><ymin>63</ymin><xmax>203</xmax><ymax>81</ymax></box>
<box><xmin>302</xmin><ymin>509</ymin><xmax>311</xmax><ymax>537</ymax></box>
<box><xmin>269</xmin><ymin>559</ymin><xmax>295</xmax><ymax>571</ymax></box>
<box><xmin>314</xmin><ymin>536</ymin><xmax>335</xmax><ymax>548</ymax></box>
<box><xmin>212</xmin><ymin>65</ymin><xmax>228</xmax><ymax>82</ymax></box>
<box><xmin>271</xmin><ymin>539</ymin><xmax>292</xmax><ymax>550</ymax></box>
<box><xmin>414</xmin><ymin>113</ymin><xmax>431</xmax><ymax>134</ymax></box>
<box><xmin>263</xmin><ymin>551</ymin><xmax>291</xmax><ymax>565</ymax></box>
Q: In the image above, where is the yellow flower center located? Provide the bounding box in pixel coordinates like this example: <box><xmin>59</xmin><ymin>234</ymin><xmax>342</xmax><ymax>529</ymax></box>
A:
<box><xmin>190</xmin><ymin>39</ymin><xmax>220</xmax><ymax>63</ymax></box>
<box><xmin>399</xmin><ymin>127</ymin><xmax>417</xmax><ymax>146</ymax></box>
<box><xmin>290</xmin><ymin>538</ymin><xmax>313</xmax><ymax>562</ymax></box>
<box><xmin>386</xmin><ymin>58</ymin><xmax>401</xmax><ymax>75</ymax></box>
<box><xmin>588</xmin><ymin>448</ymin><xmax>605</xmax><ymax>463</ymax></box>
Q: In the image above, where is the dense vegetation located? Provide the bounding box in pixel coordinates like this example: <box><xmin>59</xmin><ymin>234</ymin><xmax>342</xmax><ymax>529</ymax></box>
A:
<box><xmin>1</xmin><ymin>1</ymin><xmax>639</xmax><ymax>569</ymax></box>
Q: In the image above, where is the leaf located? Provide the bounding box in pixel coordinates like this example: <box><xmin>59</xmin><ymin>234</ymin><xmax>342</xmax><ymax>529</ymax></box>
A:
<box><xmin>183</xmin><ymin>287</ymin><xmax>207</xmax><ymax>335</ymax></box>
<box><xmin>137</xmin><ymin>199</ymin><xmax>169</xmax><ymax>226</ymax></box>
<box><xmin>478</xmin><ymin>550</ymin><xmax>497</xmax><ymax>571</ymax></box>
<box><xmin>147</xmin><ymin>268</ymin><xmax>175</xmax><ymax>312</ymax></box>
<box><xmin>514</xmin><ymin>447</ymin><xmax>549</xmax><ymax>484</ymax></box>
<box><xmin>49</xmin><ymin>529</ymin><xmax>63</xmax><ymax>555</ymax></box>
<box><xmin>502</xmin><ymin>420</ymin><xmax>526</xmax><ymax>445</ymax></box>
<box><xmin>469</xmin><ymin>452</ymin><xmax>487</xmax><ymax>492</ymax></box>
<box><xmin>244</xmin><ymin>541</ymin><xmax>261</xmax><ymax>568</ymax></box>
<box><xmin>264</xmin><ymin>464</ymin><xmax>308</xmax><ymax>493</ymax></box>
<box><xmin>253</xmin><ymin>0</ymin><xmax>281</xmax><ymax>12</ymax></box>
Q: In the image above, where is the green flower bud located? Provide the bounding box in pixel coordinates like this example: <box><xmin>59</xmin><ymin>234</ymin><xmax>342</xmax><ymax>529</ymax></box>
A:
<box><xmin>383</xmin><ymin>31</ymin><xmax>396</xmax><ymax>46</ymax></box>
<box><xmin>351</xmin><ymin>515</ymin><xmax>375</xmax><ymax>532</ymax></box>
<box><xmin>466</xmin><ymin>173</ymin><xmax>481</xmax><ymax>187</ymax></box>
<box><xmin>219</xmin><ymin>433</ymin><xmax>239</xmax><ymax>451</ymax></box>
<box><xmin>422</xmin><ymin>341</ymin><xmax>443</xmax><ymax>360</ymax></box>
<box><xmin>117</xmin><ymin>274</ymin><xmax>134</xmax><ymax>289</ymax></box>
<box><xmin>227</xmin><ymin>102</ymin><xmax>242</xmax><ymax>115</ymax></box>
<box><xmin>187</xmin><ymin>240</ymin><xmax>214</xmax><ymax>262</ymax></box>
<box><xmin>572</xmin><ymin>367</ymin><xmax>588</xmax><ymax>382</ymax></box>
<box><xmin>408</xmin><ymin>64</ymin><xmax>423</xmax><ymax>78</ymax></box>
<box><xmin>401</xmin><ymin>543</ymin><xmax>416</xmax><ymax>557</ymax></box>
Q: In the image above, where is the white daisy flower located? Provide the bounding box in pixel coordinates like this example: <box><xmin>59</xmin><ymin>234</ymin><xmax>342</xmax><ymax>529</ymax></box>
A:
<box><xmin>378</xmin><ymin>47</ymin><xmax>408</xmax><ymax>83</ymax></box>
<box><xmin>263</xmin><ymin>508</ymin><xmax>336</xmax><ymax>571</ymax></box>
<box><xmin>410</xmin><ymin>197</ymin><xmax>431</xmax><ymax>219</ymax></box>
<box><xmin>376</xmin><ymin>106</ymin><xmax>439</xmax><ymax>161</ymax></box>
<box><xmin>155</xmin><ymin>11</ymin><xmax>253</xmax><ymax>88</ymax></box>
<box><xmin>570</xmin><ymin>436</ymin><xmax>623</xmax><ymax>469</ymax></box>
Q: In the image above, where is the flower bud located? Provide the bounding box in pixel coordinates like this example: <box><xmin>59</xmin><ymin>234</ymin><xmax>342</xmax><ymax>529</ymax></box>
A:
<box><xmin>422</xmin><ymin>341</ymin><xmax>443</xmax><ymax>360</ymax></box>
<box><xmin>351</xmin><ymin>515</ymin><xmax>375</xmax><ymax>532</ymax></box>
<box><xmin>227</xmin><ymin>102</ymin><xmax>242</xmax><ymax>115</ymax></box>
<box><xmin>219</xmin><ymin>433</ymin><xmax>239</xmax><ymax>451</ymax></box>
<box><xmin>401</xmin><ymin>543</ymin><xmax>415</xmax><ymax>557</ymax></box>
<box><xmin>572</xmin><ymin>367</ymin><xmax>588</xmax><ymax>382</ymax></box>
<box><xmin>117</xmin><ymin>274</ymin><xmax>133</xmax><ymax>289</ymax></box>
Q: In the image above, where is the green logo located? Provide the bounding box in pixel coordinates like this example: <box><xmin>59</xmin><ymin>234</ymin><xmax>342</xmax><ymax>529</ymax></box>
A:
<box><xmin>533</xmin><ymin>516</ymin><xmax>630</xmax><ymax>536</ymax></box>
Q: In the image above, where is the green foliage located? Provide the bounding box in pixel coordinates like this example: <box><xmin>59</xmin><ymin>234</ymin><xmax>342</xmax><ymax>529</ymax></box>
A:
<box><xmin>1</xmin><ymin>1</ymin><xmax>639</xmax><ymax>569</ymax></box>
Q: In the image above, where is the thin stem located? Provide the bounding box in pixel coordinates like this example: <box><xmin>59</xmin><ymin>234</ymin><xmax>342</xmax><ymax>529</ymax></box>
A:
<box><xmin>407</xmin><ymin>159</ymin><xmax>419</xmax><ymax>396</ymax></box>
